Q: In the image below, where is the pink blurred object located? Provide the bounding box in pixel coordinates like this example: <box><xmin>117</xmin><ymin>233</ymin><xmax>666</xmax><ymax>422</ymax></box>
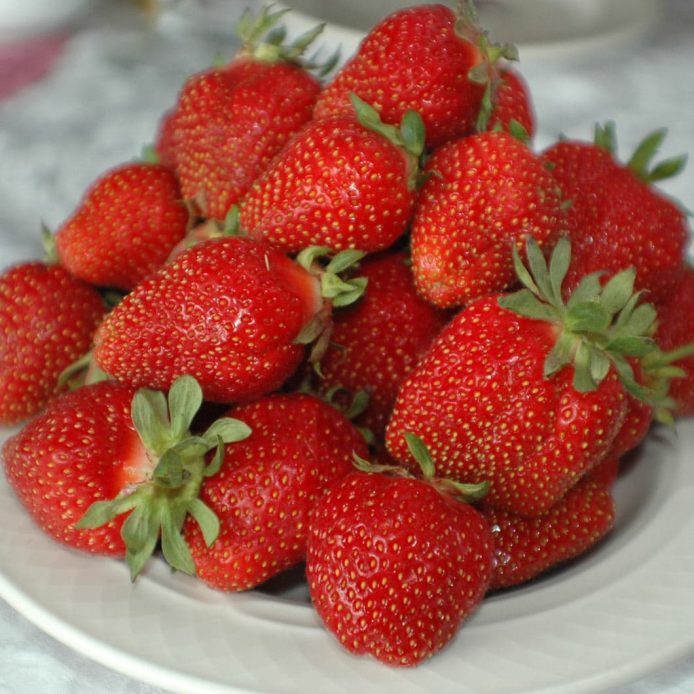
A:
<box><xmin>0</xmin><ymin>32</ymin><xmax>69</xmax><ymax>101</ymax></box>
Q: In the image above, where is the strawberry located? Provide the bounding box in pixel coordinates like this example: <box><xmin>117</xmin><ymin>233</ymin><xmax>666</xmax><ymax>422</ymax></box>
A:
<box><xmin>0</xmin><ymin>262</ymin><xmax>106</xmax><ymax>425</ymax></box>
<box><xmin>306</xmin><ymin>435</ymin><xmax>493</xmax><ymax>666</ymax></box>
<box><xmin>541</xmin><ymin>124</ymin><xmax>689</xmax><ymax>304</ymax></box>
<box><xmin>387</xmin><ymin>237</ymin><xmax>664</xmax><ymax>516</ymax></box>
<box><xmin>313</xmin><ymin>3</ymin><xmax>516</xmax><ymax>149</ymax></box>
<box><xmin>154</xmin><ymin>108</ymin><xmax>179</xmax><ymax>170</ymax></box>
<box><xmin>482</xmin><ymin>473</ymin><xmax>615</xmax><ymax>590</ymax></box>
<box><xmin>411</xmin><ymin>130</ymin><xmax>566</xmax><ymax>308</ymax></box>
<box><xmin>488</xmin><ymin>68</ymin><xmax>535</xmax><ymax>138</ymax></box>
<box><xmin>239</xmin><ymin>96</ymin><xmax>425</xmax><ymax>254</ymax></box>
<box><xmin>184</xmin><ymin>393</ymin><xmax>368</xmax><ymax>591</ymax></box>
<box><xmin>171</xmin><ymin>8</ymin><xmax>322</xmax><ymax>221</ymax></box>
<box><xmin>1</xmin><ymin>376</ymin><xmax>250</xmax><ymax>578</ymax></box>
<box><xmin>314</xmin><ymin>251</ymin><xmax>448</xmax><ymax>438</ymax></box>
<box><xmin>93</xmin><ymin>238</ymin><xmax>366</xmax><ymax>403</ymax></box>
<box><xmin>54</xmin><ymin>162</ymin><xmax>189</xmax><ymax>291</ymax></box>
<box><xmin>655</xmin><ymin>266</ymin><xmax>694</xmax><ymax>415</ymax></box>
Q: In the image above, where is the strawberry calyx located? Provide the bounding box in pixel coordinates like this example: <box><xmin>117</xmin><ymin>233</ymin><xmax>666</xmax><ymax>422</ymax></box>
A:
<box><xmin>456</xmin><ymin>1</ymin><xmax>518</xmax><ymax>133</ymax></box>
<box><xmin>295</xmin><ymin>246</ymin><xmax>368</xmax><ymax>364</ymax></box>
<box><xmin>349</xmin><ymin>93</ymin><xmax>426</xmax><ymax>191</ymax></box>
<box><xmin>75</xmin><ymin>375</ymin><xmax>251</xmax><ymax>580</ymax></box>
<box><xmin>354</xmin><ymin>432</ymin><xmax>489</xmax><ymax>503</ymax></box>
<box><xmin>235</xmin><ymin>6</ymin><xmax>327</xmax><ymax>69</ymax></box>
<box><xmin>640</xmin><ymin>343</ymin><xmax>694</xmax><ymax>424</ymax></box>
<box><xmin>594</xmin><ymin>122</ymin><xmax>687</xmax><ymax>184</ymax></box>
<box><xmin>498</xmin><ymin>236</ymin><xmax>669</xmax><ymax>407</ymax></box>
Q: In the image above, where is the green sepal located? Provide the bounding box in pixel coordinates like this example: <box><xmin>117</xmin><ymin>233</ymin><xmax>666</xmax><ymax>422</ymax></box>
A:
<box><xmin>75</xmin><ymin>493</ymin><xmax>141</xmax><ymax>530</ymax></box>
<box><xmin>201</xmin><ymin>417</ymin><xmax>252</xmax><ymax>446</ymax></box>
<box><xmin>168</xmin><ymin>374</ymin><xmax>203</xmax><ymax>443</ymax></box>
<box><xmin>160</xmin><ymin>505</ymin><xmax>196</xmax><ymax>575</ymax></box>
<box><xmin>565</xmin><ymin>302</ymin><xmax>611</xmax><ymax>334</ymax></box>
<box><xmin>204</xmin><ymin>437</ymin><xmax>226</xmax><ymax>478</ymax></box>
<box><xmin>403</xmin><ymin>432</ymin><xmax>436</xmax><ymax>479</ymax></box>
<box><xmin>131</xmin><ymin>388</ymin><xmax>171</xmax><ymax>455</ymax></box>
<box><xmin>567</xmin><ymin>272</ymin><xmax>603</xmax><ymax>309</ymax></box>
<box><xmin>544</xmin><ymin>332</ymin><xmax>579</xmax><ymax>379</ymax></box>
<box><xmin>434</xmin><ymin>478</ymin><xmax>490</xmax><ymax>503</ymax></box>
<box><xmin>153</xmin><ymin>449</ymin><xmax>186</xmax><ymax>489</ymax></box>
<box><xmin>594</xmin><ymin>122</ymin><xmax>617</xmax><ymax>154</ymax></box>
<box><xmin>498</xmin><ymin>289</ymin><xmax>559</xmax><ymax>322</ymax></box>
<box><xmin>185</xmin><ymin>498</ymin><xmax>220</xmax><ymax>547</ymax></box>
<box><xmin>325</xmin><ymin>249</ymin><xmax>367</xmax><ymax>275</ymax></box>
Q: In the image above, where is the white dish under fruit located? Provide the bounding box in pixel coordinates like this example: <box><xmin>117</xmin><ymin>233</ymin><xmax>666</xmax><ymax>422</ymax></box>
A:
<box><xmin>1</xmin><ymin>417</ymin><xmax>693</xmax><ymax>694</ymax></box>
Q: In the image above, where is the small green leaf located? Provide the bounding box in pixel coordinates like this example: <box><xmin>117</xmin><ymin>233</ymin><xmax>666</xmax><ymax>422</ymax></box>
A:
<box><xmin>168</xmin><ymin>375</ymin><xmax>203</xmax><ymax>442</ymax></box>
<box><xmin>548</xmin><ymin>236</ymin><xmax>571</xmax><ymax>304</ymax></box>
<box><xmin>294</xmin><ymin>315</ymin><xmax>325</xmax><ymax>345</ymax></box>
<box><xmin>567</xmin><ymin>271</ymin><xmax>603</xmax><ymax>309</ymax></box>
<box><xmin>400</xmin><ymin>110</ymin><xmax>426</xmax><ymax>158</ymax></box>
<box><xmin>605</xmin><ymin>335</ymin><xmax>656</xmax><ymax>357</ymax></box>
<box><xmin>131</xmin><ymin>388</ymin><xmax>170</xmax><ymax>454</ymax></box>
<box><xmin>498</xmin><ymin>289</ymin><xmax>559</xmax><ymax>322</ymax></box>
<box><xmin>441</xmin><ymin>479</ymin><xmax>490</xmax><ymax>503</ymax></box>
<box><xmin>290</xmin><ymin>23</ymin><xmax>324</xmax><ymax>52</ymax></box>
<box><xmin>510</xmin><ymin>244</ymin><xmax>541</xmax><ymax>296</ymax></box>
<box><xmin>153</xmin><ymin>449</ymin><xmax>185</xmax><ymax>488</ymax></box>
<box><xmin>625</xmin><ymin>303</ymin><xmax>658</xmax><ymax>336</ymax></box>
<box><xmin>296</xmin><ymin>245</ymin><xmax>332</xmax><ymax>271</ymax></box>
<box><xmin>572</xmin><ymin>342</ymin><xmax>596</xmax><ymax>392</ymax></box>
<box><xmin>594</xmin><ymin>121</ymin><xmax>617</xmax><ymax>153</ymax></box>
<box><xmin>544</xmin><ymin>332</ymin><xmax>578</xmax><ymax>378</ymax></box>
<box><xmin>202</xmin><ymin>418</ymin><xmax>252</xmax><ymax>445</ymax></box>
<box><xmin>648</xmin><ymin>155</ymin><xmax>687</xmax><ymax>182</ymax></box>
<box><xmin>186</xmin><ymin>498</ymin><xmax>220</xmax><ymax>548</ymax></box>
<box><xmin>627</xmin><ymin>128</ymin><xmax>666</xmax><ymax>178</ymax></box>
<box><xmin>589</xmin><ymin>350</ymin><xmax>611</xmax><ymax>384</ymax></box>
<box><xmin>160</xmin><ymin>508</ymin><xmax>196</xmax><ymax>575</ymax></box>
<box><xmin>403</xmin><ymin>432</ymin><xmax>435</xmax><ymax>479</ymax></box>
<box><xmin>525</xmin><ymin>236</ymin><xmax>554</xmax><ymax>304</ymax></box>
<box><xmin>599</xmin><ymin>268</ymin><xmax>636</xmax><ymax>315</ymax></box>
<box><xmin>75</xmin><ymin>494</ymin><xmax>140</xmax><ymax>529</ymax></box>
<box><xmin>566</xmin><ymin>302</ymin><xmax>611</xmax><ymax>333</ymax></box>
<box><xmin>330</xmin><ymin>277</ymin><xmax>368</xmax><ymax>307</ymax></box>
<box><xmin>325</xmin><ymin>249</ymin><xmax>366</xmax><ymax>274</ymax></box>
<box><xmin>508</xmin><ymin>119</ymin><xmax>530</xmax><ymax>144</ymax></box>
<box><xmin>345</xmin><ymin>389</ymin><xmax>370</xmax><ymax>420</ymax></box>
<box><xmin>204</xmin><ymin>437</ymin><xmax>225</xmax><ymax>478</ymax></box>
<box><xmin>121</xmin><ymin>502</ymin><xmax>158</xmax><ymax>554</ymax></box>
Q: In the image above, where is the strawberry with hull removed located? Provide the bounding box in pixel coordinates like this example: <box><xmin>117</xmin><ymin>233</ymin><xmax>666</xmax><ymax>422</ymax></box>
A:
<box><xmin>387</xmin><ymin>237</ymin><xmax>665</xmax><ymax>516</ymax></box>
<box><xmin>0</xmin><ymin>262</ymin><xmax>106</xmax><ymax>425</ymax></box>
<box><xmin>93</xmin><ymin>237</ymin><xmax>367</xmax><ymax>403</ymax></box>
<box><xmin>185</xmin><ymin>392</ymin><xmax>369</xmax><ymax>592</ymax></box>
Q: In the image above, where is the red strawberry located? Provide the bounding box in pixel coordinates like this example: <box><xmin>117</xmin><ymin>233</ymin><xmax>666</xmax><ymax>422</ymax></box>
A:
<box><xmin>411</xmin><ymin>130</ymin><xmax>566</xmax><ymax>308</ymax></box>
<box><xmin>314</xmin><ymin>251</ymin><xmax>448</xmax><ymax>437</ymax></box>
<box><xmin>93</xmin><ymin>238</ymin><xmax>366</xmax><ymax>403</ymax></box>
<box><xmin>2</xmin><ymin>376</ymin><xmax>250</xmax><ymax>576</ymax></box>
<box><xmin>482</xmin><ymin>473</ymin><xmax>615</xmax><ymax>590</ymax></box>
<box><xmin>0</xmin><ymin>262</ymin><xmax>105</xmax><ymax>424</ymax></box>
<box><xmin>488</xmin><ymin>68</ymin><xmax>535</xmax><ymax>138</ymax></box>
<box><xmin>655</xmin><ymin>266</ymin><xmax>694</xmax><ymax>415</ymax></box>
<box><xmin>55</xmin><ymin>162</ymin><xmax>189</xmax><ymax>291</ymax></box>
<box><xmin>239</xmin><ymin>96</ymin><xmax>425</xmax><ymax>254</ymax></box>
<box><xmin>542</xmin><ymin>125</ymin><xmax>689</xmax><ymax>304</ymax></box>
<box><xmin>184</xmin><ymin>393</ymin><xmax>368</xmax><ymax>591</ymax></box>
<box><xmin>171</xmin><ymin>9</ymin><xmax>322</xmax><ymax>220</ymax></box>
<box><xmin>387</xmin><ymin>238</ymin><xmax>662</xmax><ymax>516</ymax></box>
<box><xmin>154</xmin><ymin>108</ymin><xmax>179</xmax><ymax>170</ymax></box>
<box><xmin>313</xmin><ymin>4</ymin><xmax>515</xmax><ymax>149</ymax></box>
<box><xmin>306</xmin><ymin>436</ymin><xmax>493</xmax><ymax>666</ymax></box>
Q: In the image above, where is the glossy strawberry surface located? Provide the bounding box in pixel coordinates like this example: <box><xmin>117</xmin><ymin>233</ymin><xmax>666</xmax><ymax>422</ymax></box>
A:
<box><xmin>313</xmin><ymin>4</ymin><xmax>485</xmax><ymax>149</ymax></box>
<box><xmin>185</xmin><ymin>393</ymin><xmax>368</xmax><ymax>591</ymax></box>
<box><xmin>55</xmin><ymin>162</ymin><xmax>188</xmax><ymax>291</ymax></box>
<box><xmin>386</xmin><ymin>296</ymin><xmax>627</xmax><ymax>516</ymax></box>
<box><xmin>306</xmin><ymin>470</ymin><xmax>494</xmax><ymax>666</ymax></box>
<box><xmin>240</xmin><ymin>115</ymin><xmax>417</xmax><ymax>254</ymax></box>
<box><xmin>2</xmin><ymin>382</ymin><xmax>144</xmax><ymax>554</ymax></box>
<box><xmin>173</xmin><ymin>58</ymin><xmax>320</xmax><ymax>220</ymax></box>
<box><xmin>93</xmin><ymin>237</ymin><xmax>322</xmax><ymax>402</ymax></box>
<box><xmin>0</xmin><ymin>262</ymin><xmax>105</xmax><ymax>424</ymax></box>
<box><xmin>411</xmin><ymin>131</ymin><xmax>565</xmax><ymax>308</ymax></box>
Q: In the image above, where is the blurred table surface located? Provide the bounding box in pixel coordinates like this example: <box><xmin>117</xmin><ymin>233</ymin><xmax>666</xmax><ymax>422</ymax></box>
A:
<box><xmin>0</xmin><ymin>0</ymin><xmax>693</xmax><ymax>692</ymax></box>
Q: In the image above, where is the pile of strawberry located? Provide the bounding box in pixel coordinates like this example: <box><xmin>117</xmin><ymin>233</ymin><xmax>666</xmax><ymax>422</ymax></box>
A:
<box><xmin>1</xmin><ymin>2</ymin><xmax>694</xmax><ymax>669</ymax></box>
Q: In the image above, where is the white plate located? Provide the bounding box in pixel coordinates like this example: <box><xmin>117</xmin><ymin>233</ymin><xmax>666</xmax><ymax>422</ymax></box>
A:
<box><xmin>1</xmin><ymin>419</ymin><xmax>693</xmax><ymax>694</ymax></box>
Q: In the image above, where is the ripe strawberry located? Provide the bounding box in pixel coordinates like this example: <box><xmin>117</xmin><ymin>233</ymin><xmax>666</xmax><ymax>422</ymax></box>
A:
<box><xmin>154</xmin><ymin>108</ymin><xmax>179</xmax><ymax>170</ymax></box>
<box><xmin>655</xmin><ymin>266</ymin><xmax>694</xmax><ymax>415</ymax></box>
<box><xmin>313</xmin><ymin>3</ymin><xmax>516</xmax><ymax>149</ymax></box>
<box><xmin>411</xmin><ymin>130</ymin><xmax>566</xmax><ymax>308</ymax></box>
<box><xmin>1</xmin><ymin>376</ymin><xmax>250</xmax><ymax>578</ymax></box>
<box><xmin>387</xmin><ymin>237</ymin><xmax>664</xmax><ymax>516</ymax></box>
<box><xmin>93</xmin><ymin>238</ymin><xmax>366</xmax><ymax>403</ymax></box>
<box><xmin>184</xmin><ymin>393</ymin><xmax>368</xmax><ymax>591</ymax></box>
<box><xmin>0</xmin><ymin>262</ymin><xmax>105</xmax><ymax>425</ymax></box>
<box><xmin>542</xmin><ymin>124</ymin><xmax>689</xmax><ymax>304</ymax></box>
<box><xmin>171</xmin><ymin>9</ymin><xmax>322</xmax><ymax>220</ymax></box>
<box><xmin>54</xmin><ymin>162</ymin><xmax>189</xmax><ymax>291</ymax></box>
<box><xmin>306</xmin><ymin>435</ymin><xmax>493</xmax><ymax>666</ymax></box>
<box><xmin>488</xmin><ymin>68</ymin><xmax>535</xmax><ymax>138</ymax></box>
<box><xmin>314</xmin><ymin>251</ymin><xmax>448</xmax><ymax>437</ymax></box>
<box><xmin>482</xmin><ymin>473</ymin><xmax>615</xmax><ymax>590</ymax></box>
<box><xmin>239</xmin><ymin>96</ymin><xmax>425</xmax><ymax>254</ymax></box>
